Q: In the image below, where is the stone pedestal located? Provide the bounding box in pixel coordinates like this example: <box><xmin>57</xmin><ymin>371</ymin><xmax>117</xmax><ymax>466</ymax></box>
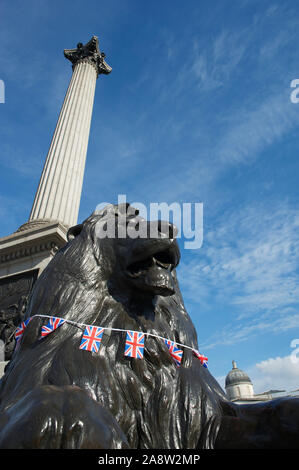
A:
<box><xmin>0</xmin><ymin>221</ymin><xmax>68</xmax><ymax>360</ymax></box>
<box><xmin>0</xmin><ymin>220</ymin><xmax>68</xmax><ymax>278</ymax></box>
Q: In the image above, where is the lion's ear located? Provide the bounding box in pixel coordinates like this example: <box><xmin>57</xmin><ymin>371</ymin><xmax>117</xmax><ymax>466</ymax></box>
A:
<box><xmin>67</xmin><ymin>223</ymin><xmax>83</xmax><ymax>241</ymax></box>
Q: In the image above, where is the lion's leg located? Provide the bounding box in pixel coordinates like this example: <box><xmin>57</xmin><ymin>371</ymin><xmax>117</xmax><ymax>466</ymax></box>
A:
<box><xmin>0</xmin><ymin>385</ymin><xmax>128</xmax><ymax>449</ymax></box>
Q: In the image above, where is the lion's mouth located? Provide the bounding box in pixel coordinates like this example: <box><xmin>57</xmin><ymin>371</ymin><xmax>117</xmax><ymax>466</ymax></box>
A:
<box><xmin>127</xmin><ymin>249</ymin><xmax>176</xmax><ymax>277</ymax></box>
<box><xmin>124</xmin><ymin>242</ymin><xmax>179</xmax><ymax>296</ymax></box>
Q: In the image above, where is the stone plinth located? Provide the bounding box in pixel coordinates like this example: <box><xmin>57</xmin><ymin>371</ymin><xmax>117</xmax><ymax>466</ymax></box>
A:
<box><xmin>0</xmin><ymin>221</ymin><xmax>68</xmax><ymax>279</ymax></box>
<box><xmin>0</xmin><ymin>222</ymin><xmax>68</xmax><ymax>360</ymax></box>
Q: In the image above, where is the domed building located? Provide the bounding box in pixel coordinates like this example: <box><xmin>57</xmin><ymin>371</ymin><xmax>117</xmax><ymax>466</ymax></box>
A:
<box><xmin>225</xmin><ymin>360</ymin><xmax>254</xmax><ymax>401</ymax></box>
<box><xmin>225</xmin><ymin>360</ymin><xmax>271</xmax><ymax>404</ymax></box>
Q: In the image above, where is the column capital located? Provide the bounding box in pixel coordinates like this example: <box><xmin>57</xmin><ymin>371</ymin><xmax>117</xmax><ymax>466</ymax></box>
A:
<box><xmin>64</xmin><ymin>36</ymin><xmax>112</xmax><ymax>77</ymax></box>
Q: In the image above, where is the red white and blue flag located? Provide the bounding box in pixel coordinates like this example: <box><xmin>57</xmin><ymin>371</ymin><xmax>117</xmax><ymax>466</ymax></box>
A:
<box><xmin>193</xmin><ymin>349</ymin><xmax>208</xmax><ymax>368</ymax></box>
<box><xmin>41</xmin><ymin>317</ymin><xmax>66</xmax><ymax>338</ymax></box>
<box><xmin>124</xmin><ymin>331</ymin><xmax>145</xmax><ymax>359</ymax></box>
<box><xmin>164</xmin><ymin>339</ymin><xmax>183</xmax><ymax>366</ymax></box>
<box><xmin>15</xmin><ymin>318</ymin><xmax>32</xmax><ymax>344</ymax></box>
<box><xmin>15</xmin><ymin>317</ymin><xmax>32</xmax><ymax>343</ymax></box>
<box><xmin>79</xmin><ymin>326</ymin><xmax>104</xmax><ymax>353</ymax></box>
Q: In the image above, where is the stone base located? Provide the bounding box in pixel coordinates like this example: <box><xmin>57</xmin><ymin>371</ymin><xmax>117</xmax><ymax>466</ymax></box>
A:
<box><xmin>0</xmin><ymin>220</ymin><xmax>68</xmax><ymax>278</ymax></box>
<box><xmin>0</xmin><ymin>220</ymin><xmax>68</xmax><ymax>360</ymax></box>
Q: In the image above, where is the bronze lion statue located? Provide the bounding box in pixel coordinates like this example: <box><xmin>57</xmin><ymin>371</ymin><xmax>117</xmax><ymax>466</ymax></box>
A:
<box><xmin>0</xmin><ymin>203</ymin><xmax>298</xmax><ymax>449</ymax></box>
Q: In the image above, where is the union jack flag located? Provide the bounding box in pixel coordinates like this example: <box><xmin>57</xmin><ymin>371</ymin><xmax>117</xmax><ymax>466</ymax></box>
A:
<box><xmin>15</xmin><ymin>318</ymin><xmax>32</xmax><ymax>344</ymax></box>
<box><xmin>41</xmin><ymin>317</ymin><xmax>66</xmax><ymax>338</ymax></box>
<box><xmin>164</xmin><ymin>339</ymin><xmax>183</xmax><ymax>366</ymax></box>
<box><xmin>193</xmin><ymin>349</ymin><xmax>208</xmax><ymax>368</ymax></box>
<box><xmin>79</xmin><ymin>326</ymin><xmax>104</xmax><ymax>353</ymax></box>
<box><xmin>124</xmin><ymin>331</ymin><xmax>145</xmax><ymax>359</ymax></box>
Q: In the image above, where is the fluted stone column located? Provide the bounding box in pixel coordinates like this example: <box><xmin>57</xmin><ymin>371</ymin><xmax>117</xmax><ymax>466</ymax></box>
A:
<box><xmin>28</xmin><ymin>36</ymin><xmax>111</xmax><ymax>228</ymax></box>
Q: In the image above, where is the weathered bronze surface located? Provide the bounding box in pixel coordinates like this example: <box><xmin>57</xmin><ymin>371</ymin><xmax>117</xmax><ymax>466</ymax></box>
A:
<box><xmin>0</xmin><ymin>204</ymin><xmax>297</xmax><ymax>449</ymax></box>
<box><xmin>0</xmin><ymin>270</ymin><xmax>38</xmax><ymax>360</ymax></box>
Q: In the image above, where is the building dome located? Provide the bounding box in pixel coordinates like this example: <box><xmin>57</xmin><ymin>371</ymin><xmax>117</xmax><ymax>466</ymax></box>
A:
<box><xmin>225</xmin><ymin>360</ymin><xmax>252</xmax><ymax>388</ymax></box>
<box><xmin>225</xmin><ymin>360</ymin><xmax>254</xmax><ymax>401</ymax></box>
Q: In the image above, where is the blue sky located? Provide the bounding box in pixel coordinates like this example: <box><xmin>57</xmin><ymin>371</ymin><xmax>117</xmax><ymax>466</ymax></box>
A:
<box><xmin>1</xmin><ymin>0</ymin><xmax>299</xmax><ymax>392</ymax></box>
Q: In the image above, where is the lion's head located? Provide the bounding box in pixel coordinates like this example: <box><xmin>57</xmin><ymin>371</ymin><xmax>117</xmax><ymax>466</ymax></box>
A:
<box><xmin>67</xmin><ymin>202</ymin><xmax>180</xmax><ymax>298</ymax></box>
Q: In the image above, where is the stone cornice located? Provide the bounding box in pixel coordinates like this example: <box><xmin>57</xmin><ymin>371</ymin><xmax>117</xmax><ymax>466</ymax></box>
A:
<box><xmin>0</xmin><ymin>222</ymin><xmax>68</xmax><ymax>266</ymax></box>
<box><xmin>16</xmin><ymin>218</ymin><xmax>69</xmax><ymax>234</ymax></box>
<box><xmin>64</xmin><ymin>36</ymin><xmax>112</xmax><ymax>77</ymax></box>
<box><xmin>0</xmin><ymin>241</ymin><xmax>60</xmax><ymax>265</ymax></box>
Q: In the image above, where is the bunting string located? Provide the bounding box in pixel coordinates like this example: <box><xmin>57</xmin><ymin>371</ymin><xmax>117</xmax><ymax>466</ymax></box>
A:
<box><xmin>14</xmin><ymin>314</ymin><xmax>208</xmax><ymax>368</ymax></box>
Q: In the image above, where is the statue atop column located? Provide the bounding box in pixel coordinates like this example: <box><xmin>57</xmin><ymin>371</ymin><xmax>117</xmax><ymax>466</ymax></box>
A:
<box><xmin>64</xmin><ymin>35</ymin><xmax>112</xmax><ymax>76</ymax></box>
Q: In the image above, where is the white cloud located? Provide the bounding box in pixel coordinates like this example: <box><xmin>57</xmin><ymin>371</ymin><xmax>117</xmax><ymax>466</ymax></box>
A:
<box><xmin>191</xmin><ymin>29</ymin><xmax>248</xmax><ymax>91</ymax></box>
<box><xmin>216</xmin><ymin>91</ymin><xmax>298</xmax><ymax>167</ymax></box>
<box><xmin>249</xmin><ymin>355</ymin><xmax>299</xmax><ymax>393</ymax></box>
<box><xmin>184</xmin><ymin>202</ymin><xmax>299</xmax><ymax>303</ymax></box>
<box><xmin>71</xmin><ymin>10</ymin><xmax>299</xmax><ymax>210</ymax></box>
<box><xmin>125</xmin><ymin>73</ymin><xmax>299</xmax><ymax>207</ymax></box>
<box><xmin>179</xmin><ymin>201</ymin><xmax>299</xmax><ymax>348</ymax></box>
<box><xmin>201</xmin><ymin>314</ymin><xmax>299</xmax><ymax>351</ymax></box>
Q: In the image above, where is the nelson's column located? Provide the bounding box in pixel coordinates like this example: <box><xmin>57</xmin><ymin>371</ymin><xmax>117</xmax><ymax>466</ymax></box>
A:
<box><xmin>0</xmin><ymin>36</ymin><xmax>111</xmax><ymax>360</ymax></box>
